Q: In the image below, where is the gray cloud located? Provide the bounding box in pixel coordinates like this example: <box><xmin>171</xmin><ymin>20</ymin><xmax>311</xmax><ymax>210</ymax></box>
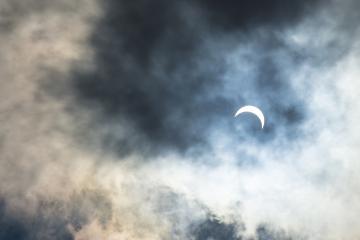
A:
<box><xmin>1</xmin><ymin>0</ymin><xmax>360</xmax><ymax>239</ymax></box>
<box><xmin>69</xmin><ymin>0</ymin><xmax>323</xmax><ymax>157</ymax></box>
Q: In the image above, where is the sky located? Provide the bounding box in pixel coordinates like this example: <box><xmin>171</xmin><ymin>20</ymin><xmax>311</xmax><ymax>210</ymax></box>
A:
<box><xmin>0</xmin><ymin>0</ymin><xmax>360</xmax><ymax>239</ymax></box>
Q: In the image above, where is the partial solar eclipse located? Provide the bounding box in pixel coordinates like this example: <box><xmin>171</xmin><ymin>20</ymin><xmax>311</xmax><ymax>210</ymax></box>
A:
<box><xmin>234</xmin><ymin>105</ymin><xmax>265</xmax><ymax>129</ymax></box>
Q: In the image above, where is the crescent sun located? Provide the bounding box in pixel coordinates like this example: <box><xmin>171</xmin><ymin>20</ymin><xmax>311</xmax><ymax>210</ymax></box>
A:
<box><xmin>234</xmin><ymin>105</ymin><xmax>265</xmax><ymax>129</ymax></box>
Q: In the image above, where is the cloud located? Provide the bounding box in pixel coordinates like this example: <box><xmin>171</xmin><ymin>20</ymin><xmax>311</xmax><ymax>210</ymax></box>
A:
<box><xmin>1</xmin><ymin>0</ymin><xmax>360</xmax><ymax>239</ymax></box>
<box><xmin>69</xmin><ymin>0</ymin><xmax>323</xmax><ymax>157</ymax></box>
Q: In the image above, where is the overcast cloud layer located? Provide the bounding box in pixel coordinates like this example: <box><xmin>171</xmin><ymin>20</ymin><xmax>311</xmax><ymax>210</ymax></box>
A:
<box><xmin>0</xmin><ymin>0</ymin><xmax>360</xmax><ymax>239</ymax></box>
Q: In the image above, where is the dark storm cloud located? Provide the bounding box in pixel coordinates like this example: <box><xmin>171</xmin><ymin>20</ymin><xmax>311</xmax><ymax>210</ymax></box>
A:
<box><xmin>191</xmin><ymin>217</ymin><xmax>242</xmax><ymax>240</ymax></box>
<box><xmin>194</xmin><ymin>0</ymin><xmax>320</xmax><ymax>31</ymax></box>
<box><xmin>71</xmin><ymin>0</ymin><xmax>323</xmax><ymax>156</ymax></box>
<box><xmin>190</xmin><ymin>217</ymin><xmax>299</xmax><ymax>240</ymax></box>
<box><xmin>0</xmin><ymin>190</ymin><xmax>113</xmax><ymax>240</ymax></box>
<box><xmin>255</xmin><ymin>225</ymin><xmax>294</xmax><ymax>240</ymax></box>
<box><xmin>72</xmin><ymin>1</ymin><xmax>227</xmax><ymax>156</ymax></box>
<box><xmin>0</xmin><ymin>199</ymin><xmax>28</xmax><ymax>240</ymax></box>
<box><xmin>0</xmin><ymin>198</ymin><xmax>73</xmax><ymax>240</ymax></box>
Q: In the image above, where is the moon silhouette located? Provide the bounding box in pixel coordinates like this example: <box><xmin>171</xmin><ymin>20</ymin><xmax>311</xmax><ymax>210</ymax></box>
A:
<box><xmin>234</xmin><ymin>105</ymin><xmax>265</xmax><ymax>129</ymax></box>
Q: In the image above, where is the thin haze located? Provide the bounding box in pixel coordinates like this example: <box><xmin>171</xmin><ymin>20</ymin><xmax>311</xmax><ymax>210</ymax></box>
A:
<box><xmin>0</xmin><ymin>0</ymin><xmax>360</xmax><ymax>239</ymax></box>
